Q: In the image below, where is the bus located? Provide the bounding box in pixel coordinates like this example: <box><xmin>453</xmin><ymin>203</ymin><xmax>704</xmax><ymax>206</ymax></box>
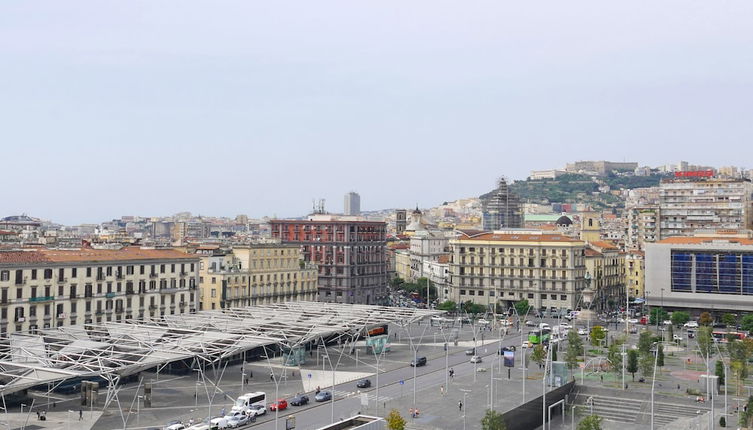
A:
<box><xmin>712</xmin><ymin>331</ymin><xmax>746</xmax><ymax>343</ymax></box>
<box><xmin>360</xmin><ymin>324</ymin><xmax>388</xmax><ymax>339</ymax></box>
<box><xmin>528</xmin><ymin>328</ymin><xmax>551</xmax><ymax>345</ymax></box>
<box><xmin>232</xmin><ymin>391</ymin><xmax>266</xmax><ymax>412</ymax></box>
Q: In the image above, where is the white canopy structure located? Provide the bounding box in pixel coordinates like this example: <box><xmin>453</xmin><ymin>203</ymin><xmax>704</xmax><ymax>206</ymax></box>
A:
<box><xmin>0</xmin><ymin>302</ymin><xmax>440</xmax><ymax>397</ymax></box>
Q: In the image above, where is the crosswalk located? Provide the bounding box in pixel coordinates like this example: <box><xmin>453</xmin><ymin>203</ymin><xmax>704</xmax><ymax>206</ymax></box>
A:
<box><xmin>332</xmin><ymin>389</ymin><xmax>392</xmax><ymax>403</ymax></box>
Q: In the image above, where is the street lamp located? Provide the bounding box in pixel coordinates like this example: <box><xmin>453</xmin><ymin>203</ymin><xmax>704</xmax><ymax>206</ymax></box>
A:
<box><xmin>459</xmin><ymin>389</ymin><xmax>471</xmax><ymax>430</ymax></box>
<box><xmin>137</xmin><ymin>395</ymin><xmax>144</xmax><ymax>427</ymax></box>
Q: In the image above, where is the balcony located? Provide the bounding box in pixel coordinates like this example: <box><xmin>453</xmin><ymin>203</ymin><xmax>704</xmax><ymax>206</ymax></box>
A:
<box><xmin>57</xmin><ymin>277</ymin><xmax>67</xmax><ymax>284</ymax></box>
<box><xmin>29</xmin><ymin>296</ymin><xmax>54</xmax><ymax>303</ymax></box>
<box><xmin>105</xmin><ymin>292</ymin><xmax>116</xmax><ymax>299</ymax></box>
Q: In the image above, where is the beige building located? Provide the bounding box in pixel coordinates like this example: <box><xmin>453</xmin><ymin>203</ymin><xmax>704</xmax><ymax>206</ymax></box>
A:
<box><xmin>197</xmin><ymin>243</ymin><xmax>318</xmax><ymax>310</ymax></box>
<box><xmin>394</xmin><ymin>250</ymin><xmax>412</xmax><ymax>281</ymax></box>
<box><xmin>584</xmin><ymin>241</ymin><xmax>625</xmax><ymax>312</ymax></box>
<box><xmin>0</xmin><ymin>247</ymin><xmax>199</xmax><ymax>335</ymax></box>
<box><xmin>448</xmin><ymin>230</ymin><xmax>587</xmax><ymax>311</ymax></box>
<box><xmin>624</xmin><ymin>250</ymin><xmax>645</xmax><ymax>299</ymax></box>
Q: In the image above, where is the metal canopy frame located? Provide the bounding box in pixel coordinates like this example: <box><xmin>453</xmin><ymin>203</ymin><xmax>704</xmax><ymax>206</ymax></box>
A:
<box><xmin>0</xmin><ymin>302</ymin><xmax>440</xmax><ymax>397</ymax></box>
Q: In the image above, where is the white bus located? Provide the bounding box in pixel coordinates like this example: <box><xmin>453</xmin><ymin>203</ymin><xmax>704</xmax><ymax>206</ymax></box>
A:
<box><xmin>231</xmin><ymin>391</ymin><xmax>266</xmax><ymax>412</ymax></box>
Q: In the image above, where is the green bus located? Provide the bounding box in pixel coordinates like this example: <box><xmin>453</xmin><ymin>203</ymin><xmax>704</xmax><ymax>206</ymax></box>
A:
<box><xmin>528</xmin><ymin>328</ymin><xmax>551</xmax><ymax>345</ymax></box>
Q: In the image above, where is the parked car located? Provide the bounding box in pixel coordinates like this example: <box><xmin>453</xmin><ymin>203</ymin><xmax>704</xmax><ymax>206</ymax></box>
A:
<box><xmin>498</xmin><ymin>345</ymin><xmax>516</xmax><ymax>354</ymax></box>
<box><xmin>628</xmin><ymin>319</ymin><xmax>638</xmax><ymax>324</ymax></box>
<box><xmin>410</xmin><ymin>356</ymin><xmax>427</xmax><ymax>367</ymax></box>
<box><xmin>166</xmin><ymin>421</ymin><xmax>186</xmax><ymax>430</ymax></box>
<box><xmin>227</xmin><ymin>414</ymin><xmax>251</xmax><ymax>428</ymax></box>
<box><xmin>356</xmin><ymin>379</ymin><xmax>371</xmax><ymax>388</ymax></box>
<box><xmin>470</xmin><ymin>355</ymin><xmax>483</xmax><ymax>363</ymax></box>
<box><xmin>577</xmin><ymin>328</ymin><xmax>587</xmax><ymax>335</ymax></box>
<box><xmin>522</xmin><ymin>341</ymin><xmax>534</xmax><ymax>349</ymax></box>
<box><xmin>673</xmin><ymin>334</ymin><xmax>683</xmax><ymax>342</ymax></box>
<box><xmin>268</xmin><ymin>399</ymin><xmax>288</xmax><ymax>411</ymax></box>
<box><xmin>289</xmin><ymin>394</ymin><xmax>309</xmax><ymax>406</ymax></box>
<box><xmin>662</xmin><ymin>320</ymin><xmax>672</xmax><ymax>326</ymax></box>
<box><xmin>315</xmin><ymin>391</ymin><xmax>332</xmax><ymax>402</ymax></box>
<box><xmin>559</xmin><ymin>323</ymin><xmax>572</xmax><ymax>329</ymax></box>
<box><xmin>684</xmin><ymin>321</ymin><xmax>699</xmax><ymax>328</ymax></box>
<box><xmin>525</xmin><ymin>320</ymin><xmax>536</xmax><ymax>327</ymax></box>
<box><xmin>247</xmin><ymin>405</ymin><xmax>266</xmax><ymax>417</ymax></box>
<box><xmin>477</xmin><ymin>319</ymin><xmax>491</xmax><ymax>325</ymax></box>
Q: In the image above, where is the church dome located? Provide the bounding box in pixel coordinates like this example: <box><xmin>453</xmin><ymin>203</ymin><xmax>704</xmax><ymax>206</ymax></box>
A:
<box><xmin>555</xmin><ymin>215</ymin><xmax>573</xmax><ymax>226</ymax></box>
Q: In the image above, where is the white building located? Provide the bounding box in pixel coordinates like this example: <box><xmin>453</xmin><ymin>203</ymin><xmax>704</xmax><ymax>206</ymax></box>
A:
<box><xmin>344</xmin><ymin>191</ymin><xmax>361</xmax><ymax>216</ymax></box>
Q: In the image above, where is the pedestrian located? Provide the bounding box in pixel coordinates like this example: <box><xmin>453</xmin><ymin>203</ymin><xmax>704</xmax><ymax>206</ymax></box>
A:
<box><xmin>249</xmin><ymin>370</ymin><xmax>253</xmax><ymax>378</ymax></box>
<box><xmin>79</xmin><ymin>410</ymin><xmax>83</xmax><ymax>421</ymax></box>
<box><xmin>245</xmin><ymin>377</ymin><xmax>249</xmax><ymax>385</ymax></box>
<box><xmin>458</xmin><ymin>400</ymin><xmax>463</xmax><ymax>411</ymax></box>
<box><xmin>270</xmin><ymin>371</ymin><xmax>274</xmax><ymax>381</ymax></box>
<box><xmin>440</xmin><ymin>385</ymin><xmax>444</xmax><ymax>396</ymax></box>
<box><xmin>36</xmin><ymin>411</ymin><xmax>40</xmax><ymax>420</ymax></box>
<box><xmin>600</xmin><ymin>375</ymin><xmax>603</xmax><ymax>383</ymax></box>
<box><xmin>677</xmin><ymin>384</ymin><xmax>680</xmax><ymax>390</ymax></box>
<box><xmin>221</xmin><ymin>407</ymin><xmax>226</xmax><ymax>417</ymax></box>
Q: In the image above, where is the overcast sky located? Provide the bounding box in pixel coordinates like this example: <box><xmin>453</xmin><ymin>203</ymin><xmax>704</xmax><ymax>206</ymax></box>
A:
<box><xmin>2</xmin><ymin>1</ymin><xmax>752</xmax><ymax>224</ymax></box>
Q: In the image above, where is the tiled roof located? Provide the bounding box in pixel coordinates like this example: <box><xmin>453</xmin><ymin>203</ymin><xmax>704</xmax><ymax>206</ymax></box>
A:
<box><xmin>457</xmin><ymin>232</ymin><xmax>582</xmax><ymax>243</ymax></box>
<box><xmin>657</xmin><ymin>237</ymin><xmax>753</xmax><ymax>246</ymax></box>
<box><xmin>437</xmin><ymin>255</ymin><xmax>451</xmax><ymax>264</ymax></box>
<box><xmin>0</xmin><ymin>247</ymin><xmax>197</xmax><ymax>265</ymax></box>
<box><xmin>590</xmin><ymin>240</ymin><xmax>619</xmax><ymax>250</ymax></box>
<box><xmin>585</xmin><ymin>249</ymin><xmax>603</xmax><ymax>257</ymax></box>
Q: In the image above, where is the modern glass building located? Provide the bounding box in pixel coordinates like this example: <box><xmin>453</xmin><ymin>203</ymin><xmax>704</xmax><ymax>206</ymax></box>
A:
<box><xmin>646</xmin><ymin>235</ymin><xmax>753</xmax><ymax>313</ymax></box>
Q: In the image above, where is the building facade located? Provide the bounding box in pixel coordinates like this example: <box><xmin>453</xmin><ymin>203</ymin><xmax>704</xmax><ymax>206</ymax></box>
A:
<box><xmin>344</xmin><ymin>192</ymin><xmax>361</xmax><ymax>216</ymax></box>
<box><xmin>270</xmin><ymin>216</ymin><xmax>388</xmax><ymax>305</ymax></box>
<box><xmin>659</xmin><ymin>177</ymin><xmax>753</xmax><ymax>239</ymax></box>
<box><xmin>448</xmin><ymin>230</ymin><xmax>587</xmax><ymax>311</ymax></box>
<box><xmin>583</xmin><ymin>241</ymin><xmax>625</xmax><ymax>312</ymax></box>
<box><xmin>625</xmin><ymin>250</ymin><xmax>645</xmax><ymax>299</ymax></box>
<box><xmin>645</xmin><ymin>235</ymin><xmax>753</xmax><ymax>313</ymax></box>
<box><xmin>408</xmin><ymin>230</ymin><xmax>450</xmax><ymax>280</ymax></box>
<box><xmin>0</xmin><ymin>247</ymin><xmax>198</xmax><ymax>335</ymax></box>
<box><xmin>626</xmin><ymin>205</ymin><xmax>659</xmax><ymax>250</ymax></box>
<box><xmin>197</xmin><ymin>244</ymin><xmax>319</xmax><ymax>311</ymax></box>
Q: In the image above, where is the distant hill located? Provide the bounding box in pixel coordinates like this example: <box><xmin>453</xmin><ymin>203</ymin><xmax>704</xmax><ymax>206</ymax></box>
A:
<box><xmin>480</xmin><ymin>173</ymin><xmax>663</xmax><ymax>210</ymax></box>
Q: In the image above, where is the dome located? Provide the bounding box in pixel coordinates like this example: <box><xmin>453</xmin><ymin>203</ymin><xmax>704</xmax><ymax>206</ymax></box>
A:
<box><xmin>555</xmin><ymin>215</ymin><xmax>573</xmax><ymax>226</ymax></box>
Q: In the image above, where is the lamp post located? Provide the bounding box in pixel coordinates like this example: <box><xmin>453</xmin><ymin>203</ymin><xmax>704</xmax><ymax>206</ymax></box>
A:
<box><xmin>459</xmin><ymin>389</ymin><xmax>471</xmax><ymax>430</ymax></box>
<box><xmin>714</xmin><ymin>340</ymin><xmax>728</xmax><ymax>426</ymax></box>
<box><xmin>137</xmin><ymin>395</ymin><xmax>143</xmax><ymax>427</ymax></box>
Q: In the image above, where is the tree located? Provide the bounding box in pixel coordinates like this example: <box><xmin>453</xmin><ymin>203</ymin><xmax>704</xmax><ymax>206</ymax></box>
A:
<box><xmin>390</xmin><ymin>277</ymin><xmax>405</xmax><ymax>288</ymax></box>
<box><xmin>657</xmin><ymin>344</ymin><xmax>665</xmax><ymax>369</ymax></box>
<box><xmin>741</xmin><ymin>314</ymin><xmax>753</xmax><ymax>333</ymax></box>
<box><xmin>668</xmin><ymin>324</ymin><xmax>674</xmax><ymax>342</ymax></box>
<box><xmin>639</xmin><ymin>353</ymin><xmax>654</xmax><ymax>378</ymax></box>
<box><xmin>729</xmin><ymin>340</ymin><xmax>751</xmax><ymax>397</ymax></box>
<box><xmin>699</xmin><ymin>312</ymin><xmax>713</xmax><ymax>326</ymax></box>
<box><xmin>723</xmin><ymin>313</ymin><xmax>737</xmax><ymax>328</ymax></box>
<box><xmin>697</xmin><ymin>326</ymin><xmax>714</xmax><ymax>360</ymax></box>
<box><xmin>716</xmin><ymin>360</ymin><xmax>726</xmax><ymax>386</ymax></box>
<box><xmin>566</xmin><ymin>330</ymin><xmax>582</xmax><ymax>378</ymax></box>
<box><xmin>627</xmin><ymin>349</ymin><xmax>639</xmax><ymax>381</ymax></box>
<box><xmin>649</xmin><ymin>308</ymin><xmax>669</xmax><ymax>325</ymax></box>
<box><xmin>590</xmin><ymin>326</ymin><xmax>606</xmax><ymax>347</ymax></box>
<box><xmin>463</xmin><ymin>301</ymin><xmax>487</xmax><ymax>314</ymax></box>
<box><xmin>671</xmin><ymin>311</ymin><xmax>690</xmax><ymax>327</ymax></box>
<box><xmin>386</xmin><ymin>409</ymin><xmax>406</xmax><ymax>430</ymax></box>
<box><xmin>531</xmin><ymin>344</ymin><xmax>546</xmax><ymax>367</ymax></box>
<box><xmin>437</xmin><ymin>300</ymin><xmax>457</xmax><ymax>311</ymax></box>
<box><xmin>637</xmin><ymin>330</ymin><xmax>653</xmax><ymax>355</ymax></box>
<box><xmin>577</xmin><ymin>414</ymin><xmax>603</xmax><ymax>430</ymax></box>
<box><xmin>514</xmin><ymin>300</ymin><xmax>532</xmax><ymax>318</ymax></box>
<box><xmin>481</xmin><ymin>409</ymin><xmax>507</xmax><ymax>430</ymax></box>
<box><xmin>607</xmin><ymin>344</ymin><xmax>622</xmax><ymax>373</ymax></box>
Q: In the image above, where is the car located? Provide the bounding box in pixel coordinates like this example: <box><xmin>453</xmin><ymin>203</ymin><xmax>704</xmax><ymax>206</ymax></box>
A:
<box><xmin>210</xmin><ymin>417</ymin><xmax>229</xmax><ymax>429</ymax></box>
<box><xmin>522</xmin><ymin>341</ymin><xmax>534</xmax><ymax>348</ymax></box>
<box><xmin>315</xmin><ymin>391</ymin><xmax>332</xmax><ymax>402</ymax></box>
<box><xmin>577</xmin><ymin>328</ymin><xmax>587</xmax><ymax>335</ymax></box>
<box><xmin>410</xmin><ymin>356</ymin><xmax>427</xmax><ymax>367</ymax></box>
<box><xmin>673</xmin><ymin>334</ymin><xmax>683</xmax><ymax>341</ymax></box>
<box><xmin>628</xmin><ymin>319</ymin><xmax>638</xmax><ymax>324</ymax></box>
<box><xmin>356</xmin><ymin>379</ymin><xmax>371</xmax><ymax>388</ymax></box>
<box><xmin>166</xmin><ymin>421</ymin><xmax>186</xmax><ymax>430</ymax></box>
<box><xmin>289</xmin><ymin>394</ymin><xmax>309</xmax><ymax>406</ymax></box>
<box><xmin>662</xmin><ymin>320</ymin><xmax>672</xmax><ymax>326</ymax></box>
<box><xmin>539</xmin><ymin>323</ymin><xmax>550</xmax><ymax>330</ymax></box>
<box><xmin>525</xmin><ymin>320</ymin><xmax>536</xmax><ymax>327</ymax></box>
<box><xmin>684</xmin><ymin>321</ymin><xmax>699</xmax><ymax>328</ymax></box>
<box><xmin>247</xmin><ymin>405</ymin><xmax>266</xmax><ymax>417</ymax></box>
<box><xmin>559</xmin><ymin>323</ymin><xmax>572</xmax><ymax>329</ymax></box>
<box><xmin>465</xmin><ymin>348</ymin><xmax>476</xmax><ymax>356</ymax></box>
<box><xmin>226</xmin><ymin>415</ymin><xmax>251</xmax><ymax>428</ymax></box>
<box><xmin>477</xmin><ymin>319</ymin><xmax>491</xmax><ymax>325</ymax></box>
<box><xmin>268</xmin><ymin>399</ymin><xmax>288</xmax><ymax>411</ymax></box>
<box><xmin>470</xmin><ymin>355</ymin><xmax>483</xmax><ymax>363</ymax></box>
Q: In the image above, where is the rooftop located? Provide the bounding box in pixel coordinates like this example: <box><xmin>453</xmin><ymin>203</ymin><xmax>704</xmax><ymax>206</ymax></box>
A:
<box><xmin>0</xmin><ymin>247</ymin><xmax>197</xmax><ymax>265</ymax></box>
<box><xmin>656</xmin><ymin>237</ymin><xmax>753</xmax><ymax>246</ymax></box>
<box><xmin>455</xmin><ymin>230</ymin><xmax>582</xmax><ymax>243</ymax></box>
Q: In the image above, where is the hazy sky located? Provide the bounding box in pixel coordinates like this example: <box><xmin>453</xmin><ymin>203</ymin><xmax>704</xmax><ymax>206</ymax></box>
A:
<box><xmin>2</xmin><ymin>1</ymin><xmax>753</xmax><ymax>224</ymax></box>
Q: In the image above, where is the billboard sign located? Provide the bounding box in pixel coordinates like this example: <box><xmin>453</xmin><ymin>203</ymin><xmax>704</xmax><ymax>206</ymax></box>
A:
<box><xmin>503</xmin><ymin>350</ymin><xmax>515</xmax><ymax>367</ymax></box>
<box><xmin>674</xmin><ymin>170</ymin><xmax>714</xmax><ymax>178</ymax></box>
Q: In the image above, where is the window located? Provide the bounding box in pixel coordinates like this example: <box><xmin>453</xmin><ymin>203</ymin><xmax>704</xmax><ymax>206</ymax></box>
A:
<box><xmin>58</xmin><ymin>268</ymin><xmax>65</xmax><ymax>280</ymax></box>
<box><xmin>211</xmin><ymin>289</ymin><xmax>216</xmax><ymax>298</ymax></box>
<box><xmin>86</xmin><ymin>267</ymin><xmax>92</xmax><ymax>277</ymax></box>
<box><xmin>44</xmin><ymin>269</ymin><xmax>53</xmax><ymax>279</ymax></box>
<box><xmin>459</xmin><ymin>289</ymin><xmax>466</xmax><ymax>295</ymax></box>
<box><xmin>71</xmin><ymin>268</ymin><xmax>77</xmax><ymax>278</ymax></box>
<box><xmin>31</xmin><ymin>269</ymin><xmax>37</xmax><ymax>280</ymax></box>
<box><xmin>540</xmin><ymin>294</ymin><xmax>546</xmax><ymax>299</ymax></box>
<box><xmin>560</xmin><ymin>295</ymin><xmax>567</xmax><ymax>300</ymax></box>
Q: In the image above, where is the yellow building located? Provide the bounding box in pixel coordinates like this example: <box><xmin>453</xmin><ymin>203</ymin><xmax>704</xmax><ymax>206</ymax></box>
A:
<box><xmin>233</xmin><ymin>243</ymin><xmax>318</xmax><ymax>306</ymax></box>
<box><xmin>198</xmin><ymin>243</ymin><xmax>318</xmax><ymax>310</ymax></box>
<box><xmin>448</xmin><ymin>230</ymin><xmax>587</xmax><ymax>311</ymax></box>
<box><xmin>394</xmin><ymin>250</ymin><xmax>412</xmax><ymax>281</ymax></box>
<box><xmin>625</xmin><ymin>250</ymin><xmax>645</xmax><ymax>299</ymax></box>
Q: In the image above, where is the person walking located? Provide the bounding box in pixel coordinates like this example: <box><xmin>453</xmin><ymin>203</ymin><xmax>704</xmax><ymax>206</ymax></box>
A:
<box><xmin>458</xmin><ymin>400</ymin><xmax>463</xmax><ymax>412</ymax></box>
<box><xmin>79</xmin><ymin>410</ymin><xmax>83</xmax><ymax>421</ymax></box>
<box><xmin>440</xmin><ymin>385</ymin><xmax>444</xmax><ymax>396</ymax></box>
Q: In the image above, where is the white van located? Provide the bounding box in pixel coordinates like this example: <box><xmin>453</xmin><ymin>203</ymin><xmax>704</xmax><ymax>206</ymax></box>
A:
<box><xmin>231</xmin><ymin>391</ymin><xmax>266</xmax><ymax>413</ymax></box>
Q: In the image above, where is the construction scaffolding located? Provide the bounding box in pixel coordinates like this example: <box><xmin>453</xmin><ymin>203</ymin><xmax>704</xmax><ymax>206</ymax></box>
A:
<box><xmin>482</xmin><ymin>177</ymin><xmax>522</xmax><ymax>231</ymax></box>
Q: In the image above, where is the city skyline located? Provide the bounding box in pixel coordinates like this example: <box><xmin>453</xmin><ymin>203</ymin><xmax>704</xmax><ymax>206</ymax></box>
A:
<box><xmin>3</xmin><ymin>1</ymin><xmax>753</xmax><ymax>224</ymax></box>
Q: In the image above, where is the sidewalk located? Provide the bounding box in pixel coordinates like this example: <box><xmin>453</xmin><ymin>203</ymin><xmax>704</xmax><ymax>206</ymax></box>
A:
<box><xmin>2</xmin><ymin>410</ymin><xmax>102</xmax><ymax>430</ymax></box>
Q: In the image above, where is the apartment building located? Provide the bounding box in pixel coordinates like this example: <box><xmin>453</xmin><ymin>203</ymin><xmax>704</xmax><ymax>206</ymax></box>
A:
<box><xmin>270</xmin><ymin>215</ymin><xmax>388</xmax><ymax>305</ymax></box>
<box><xmin>626</xmin><ymin>205</ymin><xmax>659</xmax><ymax>250</ymax></box>
<box><xmin>625</xmin><ymin>250</ymin><xmax>645</xmax><ymax>299</ymax></box>
<box><xmin>584</xmin><ymin>241</ymin><xmax>626</xmax><ymax>312</ymax></box>
<box><xmin>645</xmin><ymin>234</ymin><xmax>753</xmax><ymax>313</ymax></box>
<box><xmin>197</xmin><ymin>243</ymin><xmax>318</xmax><ymax>310</ymax></box>
<box><xmin>234</xmin><ymin>243</ymin><xmax>318</xmax><ymax>306</ymax></box>
<box><xmin>0</xmin><ymin>247</ymin><xmax>198</xmax><ymax>335</ymax></box>
<box><xmin>659</xmin><ymin>176</ymin><xmax>753</xmax><ymax>239</ymax></box>
<box><xmin>448</xmin><ymin>230</ymin><xmax>587</xmax><ymax>311</ymax></box>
